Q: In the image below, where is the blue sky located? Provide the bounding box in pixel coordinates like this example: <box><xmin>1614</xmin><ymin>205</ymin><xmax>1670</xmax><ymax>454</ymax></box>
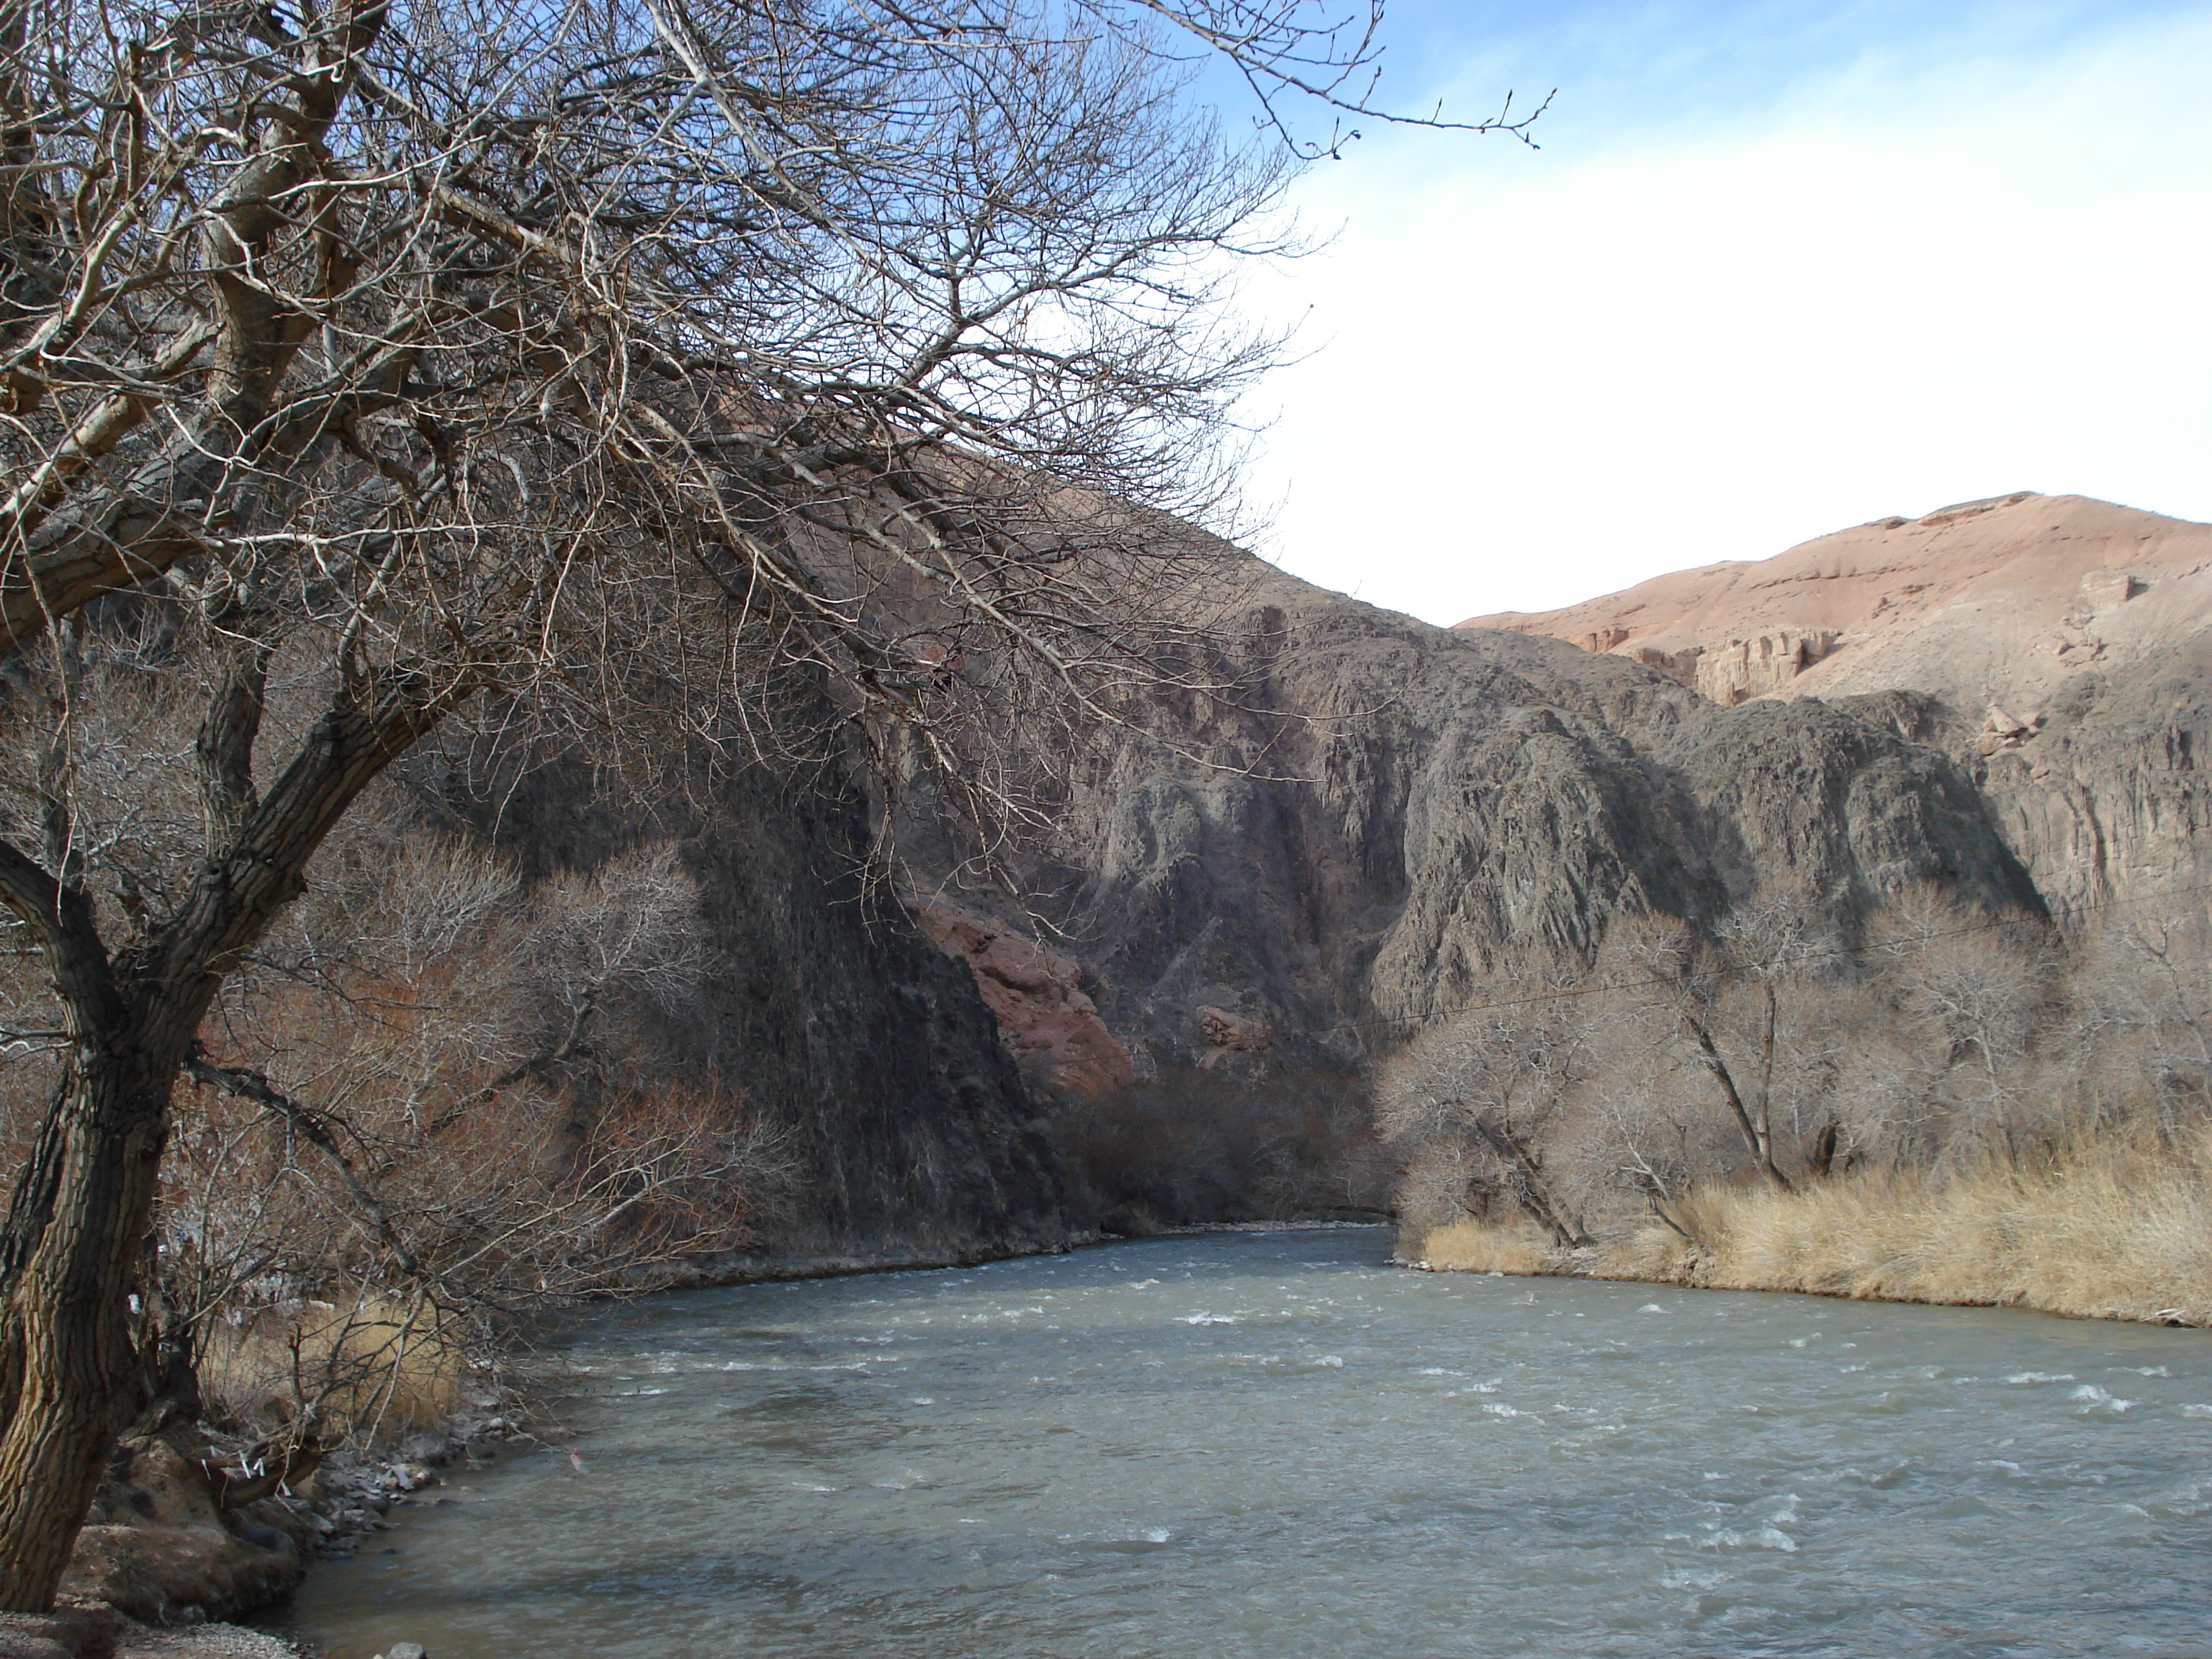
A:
<box><xmin>1222</xmin><ymin>1</ymin><xmax>2212</xmax><ymax>622</ymax></box>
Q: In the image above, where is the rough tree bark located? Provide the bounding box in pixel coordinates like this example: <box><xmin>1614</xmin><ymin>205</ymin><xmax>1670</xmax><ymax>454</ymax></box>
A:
<box><xmin>0</xmin><ymin>950</ymin><xmax>174</xmax><ymax>1606</ymax></box>
<box><xmin>0</xmin><ymin>684</ymin><xmax>448</xmax><ymax>1607</ymax></box>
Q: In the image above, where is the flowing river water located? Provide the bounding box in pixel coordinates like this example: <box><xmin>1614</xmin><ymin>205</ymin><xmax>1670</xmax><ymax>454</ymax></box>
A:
<box><xmin>277</xmin><ymin>1227</ymin><xmax>2212</xmax><ymax>1658</ymax></box>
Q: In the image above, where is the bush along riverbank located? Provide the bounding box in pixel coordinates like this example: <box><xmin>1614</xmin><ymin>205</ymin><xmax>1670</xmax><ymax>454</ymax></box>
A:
<box><xmin>1403</xmin><ymin>1125</ymin><xmax>2212</xmax><ymax>1329</ymax></box>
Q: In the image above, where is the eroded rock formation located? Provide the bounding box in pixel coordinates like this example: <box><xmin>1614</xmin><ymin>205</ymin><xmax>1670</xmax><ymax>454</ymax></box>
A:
<box><xmin>448</xmin><ymin>741</ymin><xmax>1079</xmax><ymax>1262</ymax></box>
<box><xmin>413</xmin><ymin>493</ymin><xmax>2203</xmax><ymax>1246</ymax></box>
<box><xmin>914</xmin><ymin>903</ymin><xmax>1136</xmax><ymax>1097</ymax></box>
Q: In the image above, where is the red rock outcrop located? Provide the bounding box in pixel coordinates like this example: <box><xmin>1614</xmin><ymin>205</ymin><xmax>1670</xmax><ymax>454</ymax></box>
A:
<box><xmin>1195</xmin><ymin>1006</ymin><xmax>1273</xmax><ymax>1071</ymax></box>
<box><xmin>915</xmin><ymin>903</ymin><xmax>1136</xmax><ymax>1097</ymax></box>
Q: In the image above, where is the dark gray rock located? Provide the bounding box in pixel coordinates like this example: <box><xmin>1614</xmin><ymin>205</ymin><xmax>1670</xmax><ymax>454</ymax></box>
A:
<box><xmin>441</xmin><ymin>739</ymin><xmax>1078</xmax><ymax>1261</ymax></box>
<box><xmin>1968</xmin><ymin>644</ymin><xmax>2211</xmax><ymax>914</ymax></box>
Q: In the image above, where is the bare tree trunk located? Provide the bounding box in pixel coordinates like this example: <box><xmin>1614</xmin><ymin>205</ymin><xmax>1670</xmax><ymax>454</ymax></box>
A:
<box><xmin>1754</xmin><ymin>982</ymin><xmax>1778</xmax><ymax>1169</ymax></box>
<box><xmin>1681</xmin><ymin>1013</ymin><xmax>1793</xmax><ymax>1192</ymax></box>
<box><xmin>0</xmin><ymin>1029</ymin><xmax>179</xmax><ymax>1610</ymax></box>
<box><xmin>0</xmin><ymin>684</ymin><xmax>449</xmax><ymax>1608</ymax></box>
<box><xmin>1476</xmin><ymin>1120</ymin><xmax>1590</xmax><ymax>1249</ymax></box>
<box><xmin>1805</xmin><ymin>1120</ymin><xmax>1840</xmax><ymax>1179</ymax></box>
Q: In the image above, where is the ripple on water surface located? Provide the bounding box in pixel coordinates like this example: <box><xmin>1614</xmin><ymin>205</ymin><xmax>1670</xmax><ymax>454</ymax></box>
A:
<box><xmin>277</xmin><ymin>1228</ymin><xmax>2212</xmax><ymax>1659</ymax></box>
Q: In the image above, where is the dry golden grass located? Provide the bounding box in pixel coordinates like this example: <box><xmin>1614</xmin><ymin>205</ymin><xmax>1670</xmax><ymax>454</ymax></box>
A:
<box><xmin>1586</xmin><ymin>1220</ymin><xmax>1693</xmax><ymax>1285</ymax></box>
<box><xmin>201</xmin><ymin>1292</ymin><xmax>467</xmax><ymax>1442</ymax></box>
<box><xmin>1411</xmin><ymin>1218</ymin><xmax>1555</xmax><ymax>1275</ymax></box>
<box><xmin>1419</xmin><ymin>1128</ymin><xmax>2212</xmax><ymax>1328</ymax></box>
<box><xmin>1583</xmin><ymin>1126</ymin><xmax>2212</xmax><ymax>1325</ymax></box>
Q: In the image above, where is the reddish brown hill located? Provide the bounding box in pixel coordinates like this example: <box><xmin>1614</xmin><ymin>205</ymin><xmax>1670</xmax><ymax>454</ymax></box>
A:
<box><xmin>1457</xmin><ymin>493</ymin><xmax>2212</xmax><ymax>724</ymax></box>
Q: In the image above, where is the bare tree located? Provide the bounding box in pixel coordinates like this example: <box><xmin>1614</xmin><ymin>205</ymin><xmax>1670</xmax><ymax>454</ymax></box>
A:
<box><xmin>0</xmin><ymin>0</ymin><xmax>1542</xmax><ymax>1606</ymax></box>
<box><xmin>1866</xmin><ymin>886</ymin><xmax>2056</xmax><ymax>1157</ymax></box>
<box><xmin>1604</xmin><ymin>912</ymin><xmax>1803</xmax><ymax>1190</ymax></box>
<box><xmin>1376</xmin><ymin>979</ymin><xmax>1594</xmax><ymax>1249</ymax></box>
<box><xmin>4</xmin><ymin>801</ymin><xmax>784</xmax><ymax>1504</ymax></box>
<box><xmin>2067</xmin><ymin>909</ymin><xmax>2212</xmax><ymax>1129</ymax></box>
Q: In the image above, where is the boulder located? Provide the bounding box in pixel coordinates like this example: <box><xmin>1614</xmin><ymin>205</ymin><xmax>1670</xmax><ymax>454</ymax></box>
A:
<box><xmin>58</xmin><ymin>1436</ymin><xmax>311</xmax><ymax>1626</ymax></box>
<box><xmin>916</xmin><ymin>902</ymin><xmax>1137</xmax><ymax>1097</ymax></box>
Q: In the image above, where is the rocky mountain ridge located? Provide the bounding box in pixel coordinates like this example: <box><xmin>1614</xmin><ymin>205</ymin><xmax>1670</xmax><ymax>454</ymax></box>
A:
<box><xmin>1454</xmin><ymin>493</ymin><xmax>2210</xmax><ymax>913</ymax></box>
<box><xmin>1457</xmin><ymin>493</ymin><xmax>2211</xmax><ymax>713</ymax></box>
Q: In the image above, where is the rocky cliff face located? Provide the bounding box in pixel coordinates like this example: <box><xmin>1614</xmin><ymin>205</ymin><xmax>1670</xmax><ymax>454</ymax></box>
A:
<box><xmin>910</xmin><ymin>563</ymin><xmax>2039</xmax><ymax>1098</ymax></box>
<box><xmin>1456</xmin><ymin>493</ymin><xmax>2212</xmax><ymax>917</ymax></box>
<box><xmin>1966</xmin><ymin>643</ymin><xmax>2212</xmax><ymax>912</ymax></box>
<box><xmin>446</xmin><ymin>744</ymin><xmax>1080</xmax><ymax>1262</ymax></box>
<box><xmin>451</xmin><ymin>493</ymin><xmax>2197</xmax><ymax>1245</ymax></box>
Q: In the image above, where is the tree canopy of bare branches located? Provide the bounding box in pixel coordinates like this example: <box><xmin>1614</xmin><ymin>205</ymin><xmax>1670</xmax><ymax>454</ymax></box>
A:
<box><xmin>0</xmin><ymin>0</ymin><xmax>1543</xmax><ymax>1607</ymax></box>
<box><xmin>1376</xmin><ymin>882</ymin><xmax>2204</xmax><ymax>1277</ymax></box>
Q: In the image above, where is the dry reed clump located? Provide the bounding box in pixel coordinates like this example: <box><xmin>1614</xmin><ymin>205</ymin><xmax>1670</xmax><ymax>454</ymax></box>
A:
<box><xmin>1410</xmin><ymin>1218</ymin><xmax>1556</xmax><ymax>1275</ymax></box>
<box><xmin>1586</xmin><ymin>1126</ymin><xmax>2212</xmax><ymax>1325</ymax></box>
<box><xmin>1585</xmin><ymin>1219</ymin><xmax>1694</xmax><ymax>1285</ymax></box>
<box><xmin>199</xmin><ymin>1293</ymin><xmax>469</xmax><ymax>1443</ymax></box>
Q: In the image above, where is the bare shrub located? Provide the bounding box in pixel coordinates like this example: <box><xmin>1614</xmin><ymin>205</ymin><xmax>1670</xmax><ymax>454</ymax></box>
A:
<box><xmin>1393</xmin><ymin>1138</ymin><xmax>1491</xmax><ymax>1241</ymax></box>
<box><xmin>197</xmin><ymin>1292</ymin><xmax>469</xmax><ymax>1446</ymax></box>
<box><xmin>139</xmin><ymin>823</ymin><xmax>790</xmax><ymax>1453</ymax></box>
<box><xmin>1387</xmin><ymin>882</ymin><xmax>2121</xmax><ymax>1258</ymax></box>
<box><xmin>1377</xmin><ymin>867</ymin><xmax>2212</xmax><ymax>1318</ymax></box>
<box><xmin>2067</xmin><ymin>909</ymin><xmax>2212</xmax><ymax>1130</ymax></box>
<box><xmin>1578</xmin><ymin>1059</ymin><xmax>1739</xmax><ymax>1241</ymax></box>
<box><xmin>1866</xmin><ymin>886</ymin><xmax>2061</xmax><ymax>1158</ymax></box>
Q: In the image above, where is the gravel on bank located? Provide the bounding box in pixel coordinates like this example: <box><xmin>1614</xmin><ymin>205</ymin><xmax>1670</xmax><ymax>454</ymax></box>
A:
<box><xmin>1</xmin><ymin>1609</ymin><xmax>304</xmax><ymax>1659</ymax></box>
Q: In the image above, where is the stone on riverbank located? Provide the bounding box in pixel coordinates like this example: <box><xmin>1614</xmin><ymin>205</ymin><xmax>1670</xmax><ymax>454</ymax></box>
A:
<box><xmin>56</xmin><ymin>1433</ymin><xmax>314</xmax><ymax>1626</ymax></box>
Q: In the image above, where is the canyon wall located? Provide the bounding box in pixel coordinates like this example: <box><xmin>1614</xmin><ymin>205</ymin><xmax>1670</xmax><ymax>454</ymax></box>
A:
<box><xmin>907</xmin><ymin>562</ymin><xmax>2040</xmax><ymax>1102</ymax></box>
<box><xmin>434</xmin><ymin>742</ymin><xmax>1082</xmax><ymax>1262</ymax></box>
<box><xmin>446</xmin><ymin>493</ymin><xmax>2200</xmax><ymax>1246</ymax></box>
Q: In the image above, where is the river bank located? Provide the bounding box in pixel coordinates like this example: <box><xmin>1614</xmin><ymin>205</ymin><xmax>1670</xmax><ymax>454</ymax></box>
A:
<box><xmin>1407</xmin><ymin>1130</ymin><xmax>2212</xmax><ymax>1328</ymax></box>
<box><xmin>35</xmin><ymin>1406</ymin><xmax>529</xmax><ymax>1658</ymax></box>
<box><xmin>44</xmin><ymin>1232</ymin><xmax>1116</xmax><ymax>1640</ymax></box>
<box><xmin>0</xmin><ymin>1607</ymin><xmax>303</xmax><ymax>1659</ymax></box>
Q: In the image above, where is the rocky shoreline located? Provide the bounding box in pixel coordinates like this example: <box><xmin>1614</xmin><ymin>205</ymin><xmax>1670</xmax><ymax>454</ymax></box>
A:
<box><xmin>0</xmin><ymin>1608</ymin><xmax>305</xmax><ymax>1659</ymax></box>
<box><xmin>17</xmin><ymin>1406</ymin><xmax>532</xmax><ymax>1659</ymax></box>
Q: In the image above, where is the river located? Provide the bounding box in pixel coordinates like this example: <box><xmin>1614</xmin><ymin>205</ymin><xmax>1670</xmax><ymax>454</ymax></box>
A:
<box><xmin>277</xmin><ymin>1226</ymin><xmax>2212</xmax><ymax>1658</ymax></box>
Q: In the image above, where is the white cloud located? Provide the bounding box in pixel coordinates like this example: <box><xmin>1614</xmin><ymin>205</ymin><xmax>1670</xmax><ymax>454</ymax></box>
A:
<box><xmin>1233</xmin><ymin>8</ymin><xmax>2212</xmax><ymax>624</ymax></box>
